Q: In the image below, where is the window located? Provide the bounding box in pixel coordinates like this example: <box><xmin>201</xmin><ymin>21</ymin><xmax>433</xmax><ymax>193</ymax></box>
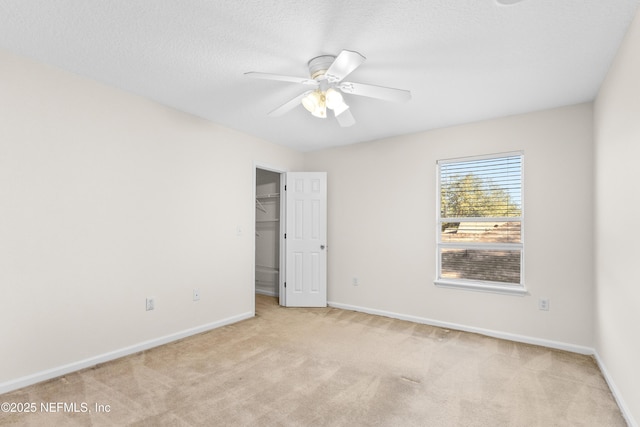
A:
<box><xmin>436</xmin><ymin>152</ymin><xmax>525</xmax><ymax>295</ymax></box>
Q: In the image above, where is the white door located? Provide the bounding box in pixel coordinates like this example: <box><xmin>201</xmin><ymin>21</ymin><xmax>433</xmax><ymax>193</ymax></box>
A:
<box><xmin>283</xmin><ymin>172</ymin><xmax>327</xmax><ymax>307</ymax></box>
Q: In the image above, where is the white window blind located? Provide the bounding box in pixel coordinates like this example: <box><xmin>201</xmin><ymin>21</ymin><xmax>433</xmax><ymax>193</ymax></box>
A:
<box><xmin>436</xmin><ymin>153</ymin><xmax>525</xmax><ymax>295</ymax></box>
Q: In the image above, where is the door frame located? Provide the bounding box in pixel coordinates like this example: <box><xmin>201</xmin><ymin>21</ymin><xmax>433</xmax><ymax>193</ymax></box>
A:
<box><xmin>253</xmin><ymin>162</ymin><xmax>287</xmax><ymax>309</ymax></box>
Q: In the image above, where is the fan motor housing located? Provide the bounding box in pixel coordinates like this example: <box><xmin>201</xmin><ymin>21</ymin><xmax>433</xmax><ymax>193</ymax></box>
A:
<box><xmin>308</xmin><ymin>55</ymin><xmax>336</xmax><ymax>80</ymax></box>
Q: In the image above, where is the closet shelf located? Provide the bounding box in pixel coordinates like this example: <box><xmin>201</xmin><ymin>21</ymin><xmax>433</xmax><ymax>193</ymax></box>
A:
<box><xmin>256</xmin><ymin>265</ymin><xmax>279</xmax><ymax>273</ymax></box>
<box><xmin>256</xmin><ymin>193</ymin><xmax>280</xmax><ymax>199</ymax></box>
<box><xmin>257</xmin><ymin>219</ymin><xmax>279</xmax><ymax>223</ymax></box>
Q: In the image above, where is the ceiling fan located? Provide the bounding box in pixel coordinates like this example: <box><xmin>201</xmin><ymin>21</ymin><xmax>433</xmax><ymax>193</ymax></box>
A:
<box><xmin>245</xmin><ymin>50</ymin><xmax>411</xmax><ymax>127</ymax></box>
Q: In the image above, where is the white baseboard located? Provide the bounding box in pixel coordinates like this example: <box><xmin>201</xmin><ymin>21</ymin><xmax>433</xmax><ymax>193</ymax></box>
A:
<box><xmin>0</xmin><ymin>311</ymin><xmax>254</xmax><ymax>395</ymax></box>
<box><xmin>594</xmin><ymin>351</ymin><xmax>638</xmax><ymax>427</ymax></box>
<box><xmin>327</xmin><ymin>301</ymin><xmax>594</xmax><ymax>355</ymax></box>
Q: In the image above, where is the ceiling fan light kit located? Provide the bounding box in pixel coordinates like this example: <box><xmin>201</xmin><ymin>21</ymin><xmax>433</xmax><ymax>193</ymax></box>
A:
<box><xmin>245</xmin><ymin>50</ymin><xmax>411</xmax><ymax>127</ymax></box>
<box><xmin>302</xmin><ymin>90</ymin><xmax>327</xmax><ymax>118</ymax></box>
<box><xmin>325</xmin><ymin>88</ymin><xmax>348</xmax><ymax>114</ymax></box>
<box><xmin>302</xmin><ymin>87</ymin><xmax>349</xmax><ymax>119</ymax></box>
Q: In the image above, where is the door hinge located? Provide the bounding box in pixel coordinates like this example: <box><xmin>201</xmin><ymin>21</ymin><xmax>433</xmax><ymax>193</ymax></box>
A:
<box><xmin>284</xmin><ymin>282</ymin><xmax>287</xmax><ymax>288</ymax></box>
<box><xmin>284</xmin><ymin>233</ymin><xmax>286</xmax><ymax>239</ymax></box>
<box><xmin>284</xmin><ymin>185</ymin><xmax>287</xmax><ymax>191</ymax></box>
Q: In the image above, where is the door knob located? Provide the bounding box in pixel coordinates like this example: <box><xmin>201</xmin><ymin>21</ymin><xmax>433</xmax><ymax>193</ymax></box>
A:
<box><xmin>320</xmin><ymin>245</ymin><xmax>326</xmax><ymax>250</ymax></box>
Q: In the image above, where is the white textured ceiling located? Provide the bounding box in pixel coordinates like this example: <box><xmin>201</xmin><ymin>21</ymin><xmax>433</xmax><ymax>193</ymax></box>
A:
<box><xmin>1</xmin><ymin>0</ymin><xmax>638</xmax><ymax>151</ymax></box>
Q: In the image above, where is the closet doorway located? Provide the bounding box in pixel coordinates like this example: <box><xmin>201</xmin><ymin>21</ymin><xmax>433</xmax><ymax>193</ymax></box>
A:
<box><xmin>254</xmin><ymin>167</ymin><xmax>328</xmax><ymax>308</ymax></box>
<box><xmin>255</xmin><ymin>168</ymin><xmax>283</xmax><ymax>300</ymax></box>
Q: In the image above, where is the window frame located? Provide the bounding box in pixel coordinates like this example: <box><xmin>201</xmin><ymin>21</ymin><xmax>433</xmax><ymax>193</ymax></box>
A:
<box><xmin>435</xmin><ymin>151</ymin><xmax>527</xmax><ymax>296</ymax></box>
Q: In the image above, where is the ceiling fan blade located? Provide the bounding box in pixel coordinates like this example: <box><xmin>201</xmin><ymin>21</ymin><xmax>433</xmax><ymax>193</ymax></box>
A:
<box><xmin>268</xmin><ymin>90</ymin><xmax>313</xmax><ymax>117</ymax></box>
<box><xmin>325</xmin><ymin>50</ymin><xmax>366</xmax><ymax>83</ymax></box>
<box><xmin>338</xmin><ymin>81</ymin><xmax>411</xmax><ymax>102</ymax></box>
<box><xmin>245</xmin><ymin>72</ymin><xmax>318</xmax><ymax>86</ymax></box>
<box><xmin>335</xmin><ymin>108</ymin><xmax>355</xmax><ymax>127</ymax></box>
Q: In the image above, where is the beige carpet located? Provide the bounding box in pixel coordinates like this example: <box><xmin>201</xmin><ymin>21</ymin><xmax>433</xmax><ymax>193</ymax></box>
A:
<box><xmin>1</xmin><ymin>295</ymin><xmax>625</xmax><ymax>426</ymax></box>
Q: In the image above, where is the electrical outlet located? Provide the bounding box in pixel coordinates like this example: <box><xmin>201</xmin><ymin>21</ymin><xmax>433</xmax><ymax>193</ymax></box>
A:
<box><xmin>146</xmin><ymin>297</ymin><xmax>155</xmax><ymax>311</ymax></box>
<box><xmin>352</xmin><ymin>277</ymin><xmax>359</xmax><ymax>286</ymax></box>
<box><xmin>538</xmin><ymin>298</ymin><xmax>550</xmax><ymax>311</ymax></box>
<box><xmin>193</xmin><ymin>289</ymin><xmax>200</xmax><ymax>301</ymax></box>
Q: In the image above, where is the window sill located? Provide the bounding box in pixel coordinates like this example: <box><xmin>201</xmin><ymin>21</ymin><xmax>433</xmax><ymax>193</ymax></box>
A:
<box><xmin>434</xmin><ymin>279</ymin><xmax>528</xmax><ymax>296</ymax></box>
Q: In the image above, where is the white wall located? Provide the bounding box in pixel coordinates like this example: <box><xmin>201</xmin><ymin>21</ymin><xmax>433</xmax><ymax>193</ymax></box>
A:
<box><xmin>594</xmin><ymin>5</ymin><xmax>640</xmax><ymax>425</ymax></box>
<box><xmin>0</xmin><ymin>49</ymin><xmax>303</xmax><ymax>391</ymax></box>
<box><xmin>305</xmin><ymin>103</ymin><xmax>594</xmax><ymax>349</ymax></box>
